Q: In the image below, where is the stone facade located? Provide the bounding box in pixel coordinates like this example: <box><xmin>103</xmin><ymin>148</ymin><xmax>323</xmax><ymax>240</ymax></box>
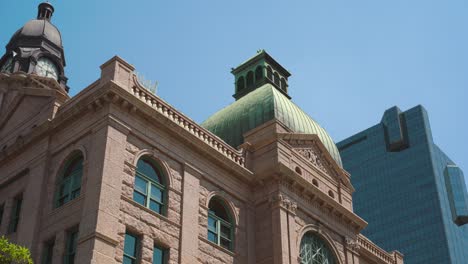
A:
<box><xmin>0</xmin><ymin>55</ymin><xmax>404</xmax><ymax>264</ymax></box>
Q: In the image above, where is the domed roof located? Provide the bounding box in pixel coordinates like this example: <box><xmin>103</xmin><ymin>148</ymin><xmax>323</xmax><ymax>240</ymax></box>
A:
<box><xmin>11</xmin><ymin>19</ymin><xmax>62</xmax><ymax>47</ymax></box>
<box><xmin>201</xmin><ymin>84</ymin><xmax>343</xmax><ymax>167</ymax></box>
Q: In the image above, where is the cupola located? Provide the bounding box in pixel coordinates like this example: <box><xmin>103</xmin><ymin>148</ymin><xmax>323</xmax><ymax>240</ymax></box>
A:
<box><xmin>203</xmin><ymin>51</ymin><xmax>343</xmax><ymax>167</ymax></box>
<box><xmin>0</xmin><ymin>2</ymin><xmax>69</xmax><ymax>91</ymax></box>
<box><xmin>231</xmin><ymin>50</ymin><xmax>291</xmax><ymax>100</ymax></box>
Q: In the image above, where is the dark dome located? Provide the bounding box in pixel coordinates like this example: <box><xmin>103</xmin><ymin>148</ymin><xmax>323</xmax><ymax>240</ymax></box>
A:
<box><xmin>11</xmin><ymin>19</ymin><xmax>62</xmax><ymax>47</ymax></box>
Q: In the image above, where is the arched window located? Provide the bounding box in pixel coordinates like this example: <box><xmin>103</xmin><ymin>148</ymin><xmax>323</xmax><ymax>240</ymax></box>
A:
<box><xmin>246</xmin><ymin>71</ymin><xmax>254</xmax><ymax>88</ymax></box>
<box><xmin>266</xmin><ymin>66</ymin><xmax>273</xmax><ymax>80</ymax></box>
<box><xmin>300</xmin><ymin>232</ymin><xmax>336</xmax><ymax>264</ymax></box>
<box><xmin>55</xmin><ymin>154</ymin><xmax>84</xmax><ymax>207</ymax></box>
<box><xmin>207</xmin><ymin>197</ymin><xmax>234</xmax><ymax>250</ymax></box>
<box><xmin>133</xmin><ymin>157</ymin><xmax>166</xmax><ymax>215</ymax></box>
<box><xmin>236</xmin><ymin>76</ymin><xmax>245</xmax><ymax>92</ymax></box>
<box><xmin>255</xmin><ymin>66</ymin><xmax>263</xmax><ymax>82</ymax></box>
<box><xmin>273</xmin><ymin>72</ymin><xmax>280</xmax><ymax>86</ymax></box>
<box><xmin>280</xmin><ymin>78</ymin><xmax>287</xmax><ymax>92</ymax></box>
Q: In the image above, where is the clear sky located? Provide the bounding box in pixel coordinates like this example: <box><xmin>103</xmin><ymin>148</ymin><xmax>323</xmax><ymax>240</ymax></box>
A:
<box><xmin>1</xmin><ymin>0</ymin><xmax>467</xmax><ymax>182</ymax></box>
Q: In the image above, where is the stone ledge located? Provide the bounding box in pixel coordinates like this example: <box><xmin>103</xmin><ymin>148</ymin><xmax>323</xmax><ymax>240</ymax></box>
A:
<box><xmin>121</xmin><ymin>195</ymin><xmax>181</xmax><ymax>228</ymax></box>
<box><xmin>198</xmin><ymin>236</ymin><xmax>236</xmax><ymax>258</ymax></box>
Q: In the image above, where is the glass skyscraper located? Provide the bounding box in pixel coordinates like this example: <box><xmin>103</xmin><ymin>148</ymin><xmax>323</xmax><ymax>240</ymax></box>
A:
<box><xmin>337</xmin><ymin>105</ymin><xmax>468</xmax><ymax>264</ymax></box>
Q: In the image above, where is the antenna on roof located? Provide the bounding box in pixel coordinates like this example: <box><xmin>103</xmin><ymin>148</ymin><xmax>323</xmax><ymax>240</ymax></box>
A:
<box><xmin>135</xmin><ymin>72</ymin><xmax>158</xmax><ymax>94</ymax></box>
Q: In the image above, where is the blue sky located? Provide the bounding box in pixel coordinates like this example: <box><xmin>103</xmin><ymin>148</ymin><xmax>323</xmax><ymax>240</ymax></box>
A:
<box><xmin>1</xmin><ymin>0</ymin><xmax>467</xmax><ymax>182</ymax></box>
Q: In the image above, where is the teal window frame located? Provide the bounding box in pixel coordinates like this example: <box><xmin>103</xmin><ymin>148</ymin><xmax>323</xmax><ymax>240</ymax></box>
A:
<box><xmin>41</xmin><ymin>239</ymin><xmax>55</xmax><ymax>264</ymax></box>
<box><xmin>64</xmin><ymin>230</ymin><xmax>78</xmax><ymax>264</ymax></box>
<box><xmin>207</xmin><ymin>197</ymin><xmax>234</xmax><ymax>251</ymax></box>
<box><xmin>152</xmin><ymin>245</ymin><xmax>167</xmax><ymax>264</ymax></box>
<box><xmin>207</xmin><ymin>211</ymin><xmax>233</xmax><ymax>250</ymax></box>
<box><xmin>0</xmin><ymin>203</ymin><xmax>4</xmax><ymax>226</ymax></box>
<box><xmin>55</xmin><ymin>155</ymin><xmax>83</xmax><ymax>208</ymax></box>
<box><xmin>8</xmin><ymin>196</ymin><xmax>22</xmax><ymax>233</ymax></box>
<box><xmin>299</xmin><ymin>232</ymin><xmax>336</xmax><ymax>264</ymax></box>
<box><xmin>124</xmin><ymin>233</ymin><xmax>139</xmax><ymax>264</ymax></box>
<box><xmin>133</xmin><ymin>158</ymin><xmax>166</xmax><ymax>215</ymax></box>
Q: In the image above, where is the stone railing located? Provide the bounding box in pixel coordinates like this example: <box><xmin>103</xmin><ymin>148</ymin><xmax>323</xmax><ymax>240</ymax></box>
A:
<box><xmin>130</xmin><ymin>74</ymin><xmax>245</xmax><ymax>167</ymax></box>
<box><xmin>358</xmin><ymin>235</ymin><xmax>397</xmax><ymax>264</ymax></box>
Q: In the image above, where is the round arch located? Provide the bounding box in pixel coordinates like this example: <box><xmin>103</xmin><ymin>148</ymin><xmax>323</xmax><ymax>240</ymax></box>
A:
<box><xmin>132</xmin><ymin>149</ymin><xmax>173</xmax><ymax>188</ymax></box>
<box><xmin>205</xmin><ymin>191</ymin><xmax>239</xmax><ymax>227</ymax></box>
<box><xmin>52</xmin><ymin>147</ymin><xmax>87</xmax><ymax>208</ymax></box>
<box><xmin>52</xmin><ymin>146</ymin><xmax>87</xmax><ymax>183</ymax></box>
<box><xmin>296</xmin><ymin>224</ymin><xmax>343</xmax><ymax>264</ymax></box>
<box><xmin>236</xmin><ymin>76</ymin><xmax>246</xmax><ymax>92</ymax></box>
<box><xmin>255</xmin><ymin>65</ymin><xmax>263</xmax><ymax>82</ymax></box>
<box><xmin>246</xmin><ymin>71</ymin><xmax>254</xmax><ymax>88</ymax></box>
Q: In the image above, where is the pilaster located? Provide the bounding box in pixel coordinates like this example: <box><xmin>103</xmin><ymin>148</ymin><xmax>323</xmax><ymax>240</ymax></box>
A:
<box><xmin>269</xmin><ymin>192</ymin><xmax>297</xmax><ymax>264</ymax></box>
<box><xmin>75</xmin><ymin>117</ymin><xmax>129</xmax><ymax>263</ymax></box>
<box><xmin>179</xmin><ymin>163</ymin><xmax>201</xmax><ymax>263</ymax></box>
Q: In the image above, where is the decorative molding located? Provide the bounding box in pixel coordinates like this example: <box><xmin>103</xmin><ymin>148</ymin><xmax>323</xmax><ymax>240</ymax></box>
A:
<box><xmin>275</xmin><ymin>165</ymin><xmax>367</xmax><ymax>233</ymax></box>
<box><xmin>295</xmin><ymin>147</ymin><xmax>330</xmax><ymax>174</ymax></box>
<box><xmin>345</xmin><ymin>237</ymin><xmax>360</xmax><ymax>251</ymax></box>
<box><xmin>269</xmin><ymin>193</ymin><xmax>297</xmax><ymax>214</ymax></box>
<box><xmin>278</xmin><ymin>133</ymin><xmax>354</xmax><ymax>192</ymax></box>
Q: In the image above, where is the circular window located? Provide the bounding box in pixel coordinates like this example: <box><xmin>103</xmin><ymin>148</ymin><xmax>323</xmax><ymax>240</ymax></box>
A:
<box><xmin>300</xmin><ymin>232</ymin><xmax>336</xmax><ymax>264</ymax></box>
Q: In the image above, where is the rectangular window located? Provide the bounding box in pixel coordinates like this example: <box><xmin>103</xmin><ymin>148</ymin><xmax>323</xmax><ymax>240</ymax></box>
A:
<box><xmin>133</xmin><ymin>176</ymin><xmax>164</xmax><ymax>214</ymax></box>
<box><xmin>64</xmin><ymin>230</ymin><xmax>78</xmax><ymax>264</ymax></box>
<box><xmin>124</xmin><ymin>232</ymin><xmax>139</xmax><ymax>264</ymax></box>
<box><xmin>207</xmin><ymin>213</ymin><xmax>232</xmax><ymax>250</ymax></box>
<box><xmin>41</xmin><ymin>239</ymin><xmax>55</xmax><ymax>264</ymax></box>
<box><xmin>207</xmin><ymin>215</ymin><xmax>218</xmax><ymax>244</ymax></box>
<box><xmin>0</xmin><ymin>203</ymin><xmax>4</xmax><ymax>227</ymax></box>
<box><xmin>8</xmin><ymin>196</ymin><xmax>22</xmax><ymax>233</ymax></box>
<box><xmin>153</xmin><ymin>245</ymin><xmax>167</xmax><ymax>264</ymax></box>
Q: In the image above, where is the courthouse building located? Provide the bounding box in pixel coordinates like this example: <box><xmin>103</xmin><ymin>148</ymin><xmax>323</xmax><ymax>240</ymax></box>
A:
<box><xmin>0</xmin><ymin>3</ymin><xmax>404</xmax><ymax>264</ymax></box>
<box><xmin>338</xmin><ymin>106</ymin><xmax>468</xmax><ymax>264</ymax></box>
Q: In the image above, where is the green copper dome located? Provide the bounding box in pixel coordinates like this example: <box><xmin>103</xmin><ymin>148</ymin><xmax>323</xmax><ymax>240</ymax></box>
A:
<box><xmin>201</xmin><ymin>84</ymin><xmax>343</xmax><ymax>167</ymax></box>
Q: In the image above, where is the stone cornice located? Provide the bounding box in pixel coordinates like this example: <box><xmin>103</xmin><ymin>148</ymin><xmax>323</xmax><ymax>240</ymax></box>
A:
<box><xmin>128</xmin><ymin>74</ymin><xmax>246</xmax><ymax>166</ymax></box>
<box><xmin>276</xmin><ymin>162</ymin><xmax>367</xmax><ymax>232</ymax></box>
<box><xmin>1</xmin><ymin>71</ymin><xmax>253</xmax><ymax>181</ymax></box>
<box><xmin>100</xmin><ymin>81</ymin><xmax>252</xmax><ymax>179</ymax></box>
<box><xmin>278</xmin><ymin>133</ymin><xmax>354</xmax><ymax>192</ymax></box>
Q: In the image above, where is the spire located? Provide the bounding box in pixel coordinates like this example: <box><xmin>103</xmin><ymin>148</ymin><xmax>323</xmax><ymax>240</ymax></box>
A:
<box><xmin>37</xmin><ymin>2</ymin><xmax>54</xmax><ymax>21</ymax></box>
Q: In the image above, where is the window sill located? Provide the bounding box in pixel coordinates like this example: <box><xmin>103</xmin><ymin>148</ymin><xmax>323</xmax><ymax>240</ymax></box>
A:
<box><xmin>121</xmin><ymin>195</ymin><xmax>181</xmax><ymax>228</ymax></box>
<box><xmin>199</xmin><ymin>236</ymin><xmax>236</xmax><ymax>257</ymax></box>
<box><xmin>49</xmin><ymin>196</ymin><xmax>84</xmax><ymax>217</ymax></box>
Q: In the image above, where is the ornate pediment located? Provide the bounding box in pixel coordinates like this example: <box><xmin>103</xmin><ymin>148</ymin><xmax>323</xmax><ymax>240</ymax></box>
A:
<box><xmin>280</xmin><ymin>134</ymin><xmax>336</xmax><ymax>175</ymax></box>
<box><xmin>295</xmin><ymin>147</ymin><xmax>332</xmax><ymax>175</ymax></box>
<box><xmin>279</xmin><ymin>133</ymin><xmax>352</xmax><ymax>189</ymax></box>
<box><xmin>0</xmin><ymin>75</ymin><xmax>66</xmax><ymax>138</ymax></box>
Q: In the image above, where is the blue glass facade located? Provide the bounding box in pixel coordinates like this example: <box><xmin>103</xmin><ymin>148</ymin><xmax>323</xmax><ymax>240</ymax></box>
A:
<box><xmin>337</xmin><ymin>105</ymin><xmax>468</xmax><ymax>264</ymax></box>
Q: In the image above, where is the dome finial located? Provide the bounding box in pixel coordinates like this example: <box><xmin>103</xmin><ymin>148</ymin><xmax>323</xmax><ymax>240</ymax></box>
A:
<box><xmin>37</xmin><ymin>2</ymin><xmax>54</xmax><ymax>21</ymax></box>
